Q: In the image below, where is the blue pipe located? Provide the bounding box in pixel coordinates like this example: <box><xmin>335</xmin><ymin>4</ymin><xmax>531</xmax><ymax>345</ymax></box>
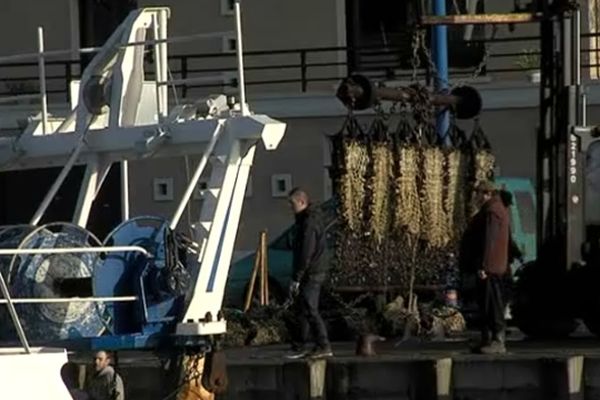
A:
<box><xmin>433</xmin><ymin>0</ymin><xmax>450</xmax><ymax>144</ymax></box>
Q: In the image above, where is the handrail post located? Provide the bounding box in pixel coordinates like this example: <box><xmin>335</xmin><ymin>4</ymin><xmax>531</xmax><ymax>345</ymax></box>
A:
<box><xmin>181</xmin><ymin>56</ymin><xmax>188</xmax><ymax>98</ymax></box>
<box><xmin>300</xmin><ymin>50</ymin><xmax>307</xmax><ymax>92</ymax></box>
<box><xmin>234</xmin><ymin>0</ymin><xmax>248</xmax><ymax>115</ymax></box>
<box><xmin>65</xmin><ymin>61</ymin><xmax>72</xmax><ymax>103</ymax></box>
<box><xmin>37</xmin><ymin>26</ymin><xmax>48</xmax><ymax>134</ymax></box>
<box><xmin>0</xmin><ymin>272</ymin><xmax>31</xmax><ymax>353</ymax></box>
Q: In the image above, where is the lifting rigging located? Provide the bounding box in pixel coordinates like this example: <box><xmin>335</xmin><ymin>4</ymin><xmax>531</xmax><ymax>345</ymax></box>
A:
<box><xmin>331</xmin><ymin>0</ymin><xmax>600</xmax><ymax>339</ymax></box>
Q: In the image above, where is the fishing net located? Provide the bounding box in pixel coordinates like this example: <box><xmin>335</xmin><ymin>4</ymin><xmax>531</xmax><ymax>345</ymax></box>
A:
<box><xmin>329</xmin><ymin>88</ymin><xmax>496</xmax><ymax>293</ymax></box>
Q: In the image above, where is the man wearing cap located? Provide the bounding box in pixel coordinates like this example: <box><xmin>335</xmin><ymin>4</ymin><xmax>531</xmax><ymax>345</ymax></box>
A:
<box><xmin>460</xmin><ymin>180</ymin><xmax>510</xmax><ymax>354</ymax></box>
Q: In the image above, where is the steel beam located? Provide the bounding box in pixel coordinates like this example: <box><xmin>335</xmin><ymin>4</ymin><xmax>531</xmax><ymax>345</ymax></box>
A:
<box><xmin>0</xmin><ymin>116</ymin><xmax>284</xmax><ymax>171</ymax></box>
<box><xmin>421</xmin><ymin>13</ymin><xmax>542</xmax><ymax>25</ymax></box>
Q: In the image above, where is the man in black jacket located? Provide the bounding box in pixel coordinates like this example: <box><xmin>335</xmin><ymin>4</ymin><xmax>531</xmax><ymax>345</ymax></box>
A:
<box><xmin>285</xmin><ymin>188</ymin><xmax>332</xmax><ymax>359</ymax></box>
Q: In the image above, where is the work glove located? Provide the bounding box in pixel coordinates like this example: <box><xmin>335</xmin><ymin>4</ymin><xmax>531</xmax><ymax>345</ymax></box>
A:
<box><xmin>289</xmin><ymin>281</ymin><xmax>300</xmax><ymax>296</ymax></box>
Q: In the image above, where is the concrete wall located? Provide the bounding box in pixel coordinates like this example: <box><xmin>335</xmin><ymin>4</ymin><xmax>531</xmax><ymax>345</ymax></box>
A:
<box><xmin>0</xmin><ymin>0</ymin><xmax>347</xmax><ymax>98</ymax></box>
<box><xmin>0</xmin><ymin>1</ymin><xmax>73</xmax><ymax>56</ymax></box>
<box><xmin>1</xmin><ymin>1</ymin><xmax>597</xmax><ymax>99</ymax></box>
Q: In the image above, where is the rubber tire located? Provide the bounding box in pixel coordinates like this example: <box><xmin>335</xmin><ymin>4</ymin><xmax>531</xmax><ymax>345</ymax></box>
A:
<box><xmin>512</xmin><ymin>262</ymin><xmax>577</xmax><ymax>339</ymax></box>
<box><xmin>573</xmin><ymin>265</ymin><xmax>600</xmax><ymax>337</ymax></box>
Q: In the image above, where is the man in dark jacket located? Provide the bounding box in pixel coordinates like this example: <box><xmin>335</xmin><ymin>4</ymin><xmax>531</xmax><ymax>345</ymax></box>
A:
<box><xmin>285</xmin><ymin>187</ymin><xmax>332</xmax><ymax>359</ymax></box>
<box><xmin>460</xmin><ymin>181</ymin><xmax>510</xmax><ymax>354</ymax></box>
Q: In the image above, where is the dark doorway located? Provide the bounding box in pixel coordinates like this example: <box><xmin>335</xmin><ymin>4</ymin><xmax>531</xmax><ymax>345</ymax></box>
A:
<box><xmin>0</xmin><ymin>163</ymin><xmax>122</xmax><ymax>240</ymax></box>
<box><xmin>79</xmin><ymin>0</ymin><xmax>138</xmax><ymax>67</ymax></box>
<box><xmin>345</xmin><ymin>0</ymin><xmax>486</xmax><ymax>77</ymax></box>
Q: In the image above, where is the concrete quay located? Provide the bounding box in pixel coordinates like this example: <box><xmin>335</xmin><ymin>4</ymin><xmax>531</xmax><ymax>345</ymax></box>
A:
<box><xmin>68</xmin><ymin>339</ymin><xmax>600</xmax><ymax>400</ymax></box>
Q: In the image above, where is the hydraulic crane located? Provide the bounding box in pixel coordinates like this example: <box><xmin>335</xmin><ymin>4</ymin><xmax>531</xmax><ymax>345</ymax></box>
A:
<box><xmin>0</xmin><ymin>6</ymin><xmax>286</xmax><ymax>399</ymax></box>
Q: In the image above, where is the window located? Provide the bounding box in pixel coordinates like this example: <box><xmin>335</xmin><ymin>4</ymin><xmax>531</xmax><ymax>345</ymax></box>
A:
<box><xmin>220</xmin><ymin>0</ymin><xmax>235</xmax><ymax>16</ymax></box>
<box><xmin>153</xmin><ymin>178</ymin><xmax>174</xmax><ymax>201</ymax></box>
<box><xmin>345</xmin><ymin>0</ymin><xmax>485</xmax><ymax>74</ymax></box>
<box><xmin>271</xmin><ymin>174</ymin><xmax>292</xmax><ymax>198</ymax></box>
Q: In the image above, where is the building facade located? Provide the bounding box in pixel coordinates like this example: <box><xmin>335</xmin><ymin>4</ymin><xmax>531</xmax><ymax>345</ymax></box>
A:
<box><xmin>0</xmin><ymin>1</ymin><xmax>599</xmax><ymax>255</ymax></box>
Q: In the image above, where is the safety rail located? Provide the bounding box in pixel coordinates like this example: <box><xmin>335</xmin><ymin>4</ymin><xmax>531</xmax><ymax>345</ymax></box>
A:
<box><xmin>0</xmin><ymin>245</ymin><xmax>152</xmax><ymax>354</ymax></box>
<box><xmin>1</xmin><ymin>32</ymin><xmax>600</xmax><ymax>102</ymax></box>
<box><xmin>0</xmin><ymin>245</ymin><xmax>151</xmax><ymax>257</ymax></box>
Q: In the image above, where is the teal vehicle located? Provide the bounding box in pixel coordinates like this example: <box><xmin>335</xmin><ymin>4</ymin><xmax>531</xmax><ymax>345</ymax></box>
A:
<box><xmin>495</xmin><ymin>177</ymin><xmax>537</xmax><ymax>265</ymax></box>
<box><xmin>225</xmin><ymin>201</ymin><xmax>339</xmax><ymax>307</ymax></box>
<box><xmin>224</xmin><ymin>177</ymin><xmax>537</xmax><ymax>307</ymax></box>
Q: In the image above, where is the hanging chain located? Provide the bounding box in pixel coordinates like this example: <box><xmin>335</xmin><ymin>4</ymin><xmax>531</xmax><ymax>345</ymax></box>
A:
<box><xmin>411</xmin><ymin>29</ymin><xmax>422</xmax><ymax>82</ymax></box>
<box><xmin>183</xmin><ymin>353</ymin><xmax>203</xmax><ymax>385</ymax></box>
<box><xmin>472</xmin><ymin>24</ymin><xmax>498</xmax><ymax>79</ymax></box>
<box><xmin>158</xmin><ymin>353</ymin><xmax>205</xmax><ymax>400</ymax></box>
<box><xmin>417</xmin><ymin>29</ymin><xmax>445</xmax><ymax>87</ymax></box>
<box><xmin>454</xmin><ymin>24</ymin><xmax>499</xmax><ymax>87</ymax></box>
<box><xmin>416</xmin><ymin>23</ymin><xmax>498</xmax><ymax>89</ymax></box>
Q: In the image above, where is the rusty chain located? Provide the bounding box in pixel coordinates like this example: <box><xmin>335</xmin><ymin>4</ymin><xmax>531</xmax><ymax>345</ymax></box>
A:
<box><xmin>452</xmin><ymin>0</ymin><xmax>462</xmax><ymax>15</ymax></box>
<box><xmin>183</xmin><ymin>353</ymin><xmax>203</xmax><ymax>385</ymax></box>
<box><xmin>159</xmin><ymin>352</ymin><xmax>205</xmax><ymax>400</ymax></box>
<box><xmin>414</xmin><ymin>22</ymin><xmax>498</xmax><ymax>89</ymax></box>
<box><xmin>455</xmin><ymin>24</ymin><xmax>498</xmax><ymax>87</ymax></box>
<box><xmin>411</xmin><ymin>29</ymin><xmax>422</xmax><ymax>82</ymax></box>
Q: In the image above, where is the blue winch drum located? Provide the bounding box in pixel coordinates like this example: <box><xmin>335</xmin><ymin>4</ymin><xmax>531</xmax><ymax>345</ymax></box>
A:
<box><xmin>0</xmin><ymin>225</ymin><xmax>38</xmax><ymax>341</ymax></box>
<box><xmin>94</xmin><ymin>216</ymin><xmax>170</xmax><ymax>335</ymax></box>
<box><xmin>0</xmin><ymin>223</ymin><xmax>106</xmax><ymax>342</ymax></box>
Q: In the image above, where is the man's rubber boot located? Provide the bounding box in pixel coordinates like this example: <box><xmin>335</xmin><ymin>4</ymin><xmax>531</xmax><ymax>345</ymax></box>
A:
<box><xmin>480</xmin><ymin>331</ymin><xmax>506</xmax><ymax>354</ymax></box>
<box><xmin>308</xmin><ymin>346</ymin><xmax>333</xmax><ymax>359</ymax></box>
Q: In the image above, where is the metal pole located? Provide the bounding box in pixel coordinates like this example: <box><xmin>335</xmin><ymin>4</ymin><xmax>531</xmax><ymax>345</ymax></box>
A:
<box><xmin>169</xmin><ymin>122</ymin><xmax>224</xmax><ymax>230</ymax></box>
<box><xmin>0</xmin><ymin>245</ymin><xmax>151</xmax><ymax>257</ymax></box>
<box><xmin>433</xmin><ymin>0</ymin><xmax>450</xmax><ymax>143</ymax></box>
<box><xmin>574</xmin><ymin>9</ymin><xmax>581</xmax><ymax>87</ymax></box>
<box><xmin>234</xmin><ymin>0</ymin><xmax>248</xmax><ymax>116</ymax></box>
<box><xmin>152</xmin><ymin>13</ymin><xmax>163</xmax><ymax>121</ymax></box>
<box><xmin>38</xmin><ymin>27</ymin><xmax>49</xmax><ymax>135</ymax></box>
<box><xmin>574</xmin><ymin>8</ymin><xmax>585</xmax><ymax>126</ymax></box>
<box><xmin>158</xmin><ymin>10</ymin><xmax>169</xmax><ymax>117</ymax></box>
<box><xmin>0</xmin><ymin>296</ymin><xmax>138</xmax><ymax>304</ymax></box>
<box><xmin>30</xmin><ymin>138</ymin><xmax>86</xmax><ymax>225</ymax></box>
<box><xmin>121</xmin><ymin>161</ymin><xmax>130</xmax><ymax>221</ymax></box>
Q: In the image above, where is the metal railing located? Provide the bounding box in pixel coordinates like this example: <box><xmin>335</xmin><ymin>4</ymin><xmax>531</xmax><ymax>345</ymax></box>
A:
<box><xmin>1</xmin><ymin>32</ymin><xmax>600</xmax><ymax>103</ymax></box>
<box><xmin>0</xmin><ymin>245</ymin><xmax>150</xmax><ymax>353</ymax></box>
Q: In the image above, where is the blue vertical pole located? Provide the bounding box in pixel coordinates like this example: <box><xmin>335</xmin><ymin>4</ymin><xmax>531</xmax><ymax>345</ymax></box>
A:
<box><xmin>433</xmin><ymin>0</ymin><xmax>450</xmax><ymax>144</ymax></box>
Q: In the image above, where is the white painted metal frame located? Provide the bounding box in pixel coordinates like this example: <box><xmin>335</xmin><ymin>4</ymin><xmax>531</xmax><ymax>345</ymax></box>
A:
<box><xmin>0</xmin><ymin>245</ymin><xmax>150</xmax><ymax>257</ymax></box>
<box><xmin>0</xmin><ymin>5</ymin><xmax>286</xmax><ymax>338</ymax></box>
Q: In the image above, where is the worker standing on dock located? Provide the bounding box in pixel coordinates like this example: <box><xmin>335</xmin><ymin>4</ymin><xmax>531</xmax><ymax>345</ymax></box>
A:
<box><xmin>85</xmin><ymin>350</ymin><xmax>125</xmax><ymax>400</ymax></box>
<box><xmin>285</xmin><ymin>188</ymin><xmax>333</xmax><ymax>359</ymax></box>
<box><xmin>460</xmin><ymin>181</ymin><xmax>510</xmax><ymax>354</ymax></box>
